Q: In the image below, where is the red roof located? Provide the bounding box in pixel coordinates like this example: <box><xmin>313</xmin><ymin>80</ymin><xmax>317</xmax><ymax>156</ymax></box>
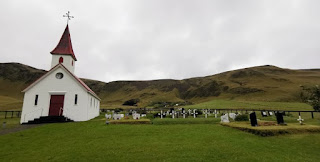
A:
<box><xmin>50</xmin><ymin>25</ymin><xmax>77</xmax><ymax>61</ymax></box>
<box><xmin>22</xmin><ymin>64</ymin><xmax>100</xmax><ymax>100</ymax></box>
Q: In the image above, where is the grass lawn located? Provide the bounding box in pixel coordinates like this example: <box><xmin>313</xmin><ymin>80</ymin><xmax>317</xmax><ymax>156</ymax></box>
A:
<box><xmin>0</xmin><ymin>116</ymin><xmax>320</xmax><ymax>161</ymax></box>
<box><xmin>185</xmin><ymin>99</ymin><xmax>313</xmax><ymax>110</ymax></box>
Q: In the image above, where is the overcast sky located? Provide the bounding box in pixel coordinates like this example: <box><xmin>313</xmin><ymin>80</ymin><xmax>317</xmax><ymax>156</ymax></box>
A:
<box><xmin>1</xmin><ymin>0</ymin><xmax>319</xmax><ymax>82</ymax></box>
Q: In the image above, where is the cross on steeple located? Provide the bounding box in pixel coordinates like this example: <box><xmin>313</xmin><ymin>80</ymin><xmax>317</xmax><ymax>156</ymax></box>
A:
<box><xmin>63</xmin><ymin>11</ymin><xmax>74</xmax><ymax>24</ymax></box>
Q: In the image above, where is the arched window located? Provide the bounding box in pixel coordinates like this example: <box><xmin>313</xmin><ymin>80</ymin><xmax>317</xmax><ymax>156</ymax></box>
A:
<box><xmin>59</xmin><ymin>57</ymin><xmax>63</xmax><ymax>63</ymax></box>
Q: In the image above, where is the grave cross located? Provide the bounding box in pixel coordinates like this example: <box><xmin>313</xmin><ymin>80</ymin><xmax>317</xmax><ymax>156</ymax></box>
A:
<box><xmin>170</xmin><ymin>110</ymin><xmax>176</xmax><ymax>119</ymax></box>
<box><xmin>159</xmin><ymin>110</ymin><xmax>163</xmax><ymax>119</ymax></box>
<box><xmin>181</xmin><ymin>110</ymin><xmax>187</xmax><ymax>118</ymax></box>
<box><xmin>203</xmin><ymin>109</ymin><xmax>209</xmax><ymax>118</ymax></box>
<box><xmin>63</xmin><ymin>11</ymin><xmax>74</xmax><ymax>24</ymax></box>
<box><xmin>188</xmin><ymin>109</ymin><xmax>192</xmax><ymax>115</ymax></box>
<box><xmin>192</xmin><ymin>109</ymin><xmax>198</xmax><ymax>118</ymax></box>
<box><xmin>297</xmin><ymin>113</ymin><xmax>304</xmax><ymax>125</ymax></box>
<box><xmin>214</xmin><ymin>109</ymin><xmax>217</xmax><ymax>118</ymax></box>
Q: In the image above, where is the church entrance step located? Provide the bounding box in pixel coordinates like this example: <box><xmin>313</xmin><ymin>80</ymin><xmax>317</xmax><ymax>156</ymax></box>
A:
<box><xmin>23</xmin><ymin>116</ymin><xmax>74</xmax><ymax>124</ymax></box>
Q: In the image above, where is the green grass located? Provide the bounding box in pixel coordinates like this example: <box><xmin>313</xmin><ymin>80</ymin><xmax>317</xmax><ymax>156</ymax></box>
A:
<box><xmin>1</xmin><ymin>116</ymin><xmax>320</xmax><ymax>161</ymax></box>
<box><xmin>152</xmin><ymin>118</ymin><xmax>220</xmax><ymax>125</ymax></box>
<box><xmin>0</xmin><ymin>117</ymin><xmax>20</xmax><ymax>130</ymax></box>
<box><xmin>185</xmin><ymin>99</ymin><xmax>313</xmax><ymax>110</ymax></box>
<box><xmin>222</xmin><ymin>122</ymin><xmax>320</xmax><ymax>136</ymax></box>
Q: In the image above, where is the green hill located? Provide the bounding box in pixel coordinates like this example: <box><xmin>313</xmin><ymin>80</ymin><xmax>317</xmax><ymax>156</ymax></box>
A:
<box><xmin>0</xmin><ymin>63</ymin><xmax>319</xmax><ymax>110</ymax></box>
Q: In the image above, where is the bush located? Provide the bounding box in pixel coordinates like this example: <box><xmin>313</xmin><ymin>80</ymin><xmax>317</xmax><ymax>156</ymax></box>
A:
<box><xmin>122</xmin><ymin>99</ymin><xmax>140</xmax><ymax>106</ymax></box>
<box><xmin>235</xmin><ymin>114</ymin><xmax>249</xmax><ymax>121</ymax></box>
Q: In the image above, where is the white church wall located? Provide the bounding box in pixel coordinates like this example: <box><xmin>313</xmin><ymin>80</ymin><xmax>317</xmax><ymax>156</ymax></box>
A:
<box><xmin>86</xmin><ymin>94</ymin><xmax>100</xmax><ymax>120</ymax></box>
<box><xmin>51</xmin><ymin>55</ymin><xmax>75</xmax><ymax>73</ymax></box>
<box><xmin>20</xmin><ymin>67</ymin><xmax>94</xmax><ymax>123</ymax></box>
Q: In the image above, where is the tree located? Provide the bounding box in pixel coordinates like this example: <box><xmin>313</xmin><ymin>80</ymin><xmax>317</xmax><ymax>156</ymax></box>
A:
<box><xmin>300</xmin><ymin>85</ymin><xmax>320</xmax><ymax>111</ymax></box>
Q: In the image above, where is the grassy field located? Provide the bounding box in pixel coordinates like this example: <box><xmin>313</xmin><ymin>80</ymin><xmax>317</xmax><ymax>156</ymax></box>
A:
<box><xmin>0</xmin><ymin>115</ymin><xmax>320</xmax><ymax>161</ymax></box>
<box><xmin>185</xmin><ymin>99</ymin><xmax>313</xmax><ymax>110</ymax></box>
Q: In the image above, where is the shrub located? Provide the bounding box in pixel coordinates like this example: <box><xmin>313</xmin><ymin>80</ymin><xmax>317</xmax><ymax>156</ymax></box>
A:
<box><xmin>235</xmin><ymin>114</ymin><xmax>249</xmax><ymax>121</ymax></box>
<box><xmin>122</xmin><ymin>99</ymin><xmax>140</xmax><ymax>106</ymax></box>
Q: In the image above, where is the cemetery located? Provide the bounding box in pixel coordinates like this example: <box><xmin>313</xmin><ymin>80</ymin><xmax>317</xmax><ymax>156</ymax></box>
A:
<box><xmin>99</xmin><ymin>108</ymin><xmax>320</xmax><ymax>137</ymax></box>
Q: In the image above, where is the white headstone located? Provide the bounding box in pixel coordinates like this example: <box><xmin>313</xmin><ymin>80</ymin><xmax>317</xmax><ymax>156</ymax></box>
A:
<box><xmin>221</xmin><ymin>113</ymin><xmax>230</xmax><ymax>123</ymax></box>
<box><xmin>133</xmin><ymin>113</ymin><xmax>141</xmax><ymax>120</ymax></box>
<box><xmin>214</xmin><ymin>109</ymin><xmax>217</xmax><ymax>118</ymax></box>
<box><xmin>141</xmin><ymin>114</ymin><xmax>147</xmax><ymax>117</ymax></box>
<box><xmin>229</xmin><ymin>113</ymin><xmax>237</xmax><ymax>120</ymax></box>
<box><xmin>297</xmin><ymin>115</ymin><xmax>304</xmax><ymax>125</ymax></box>
<box><xmin>105</xmin><ymin>114</ymin><xmax>112</xmax><ymax>119</ymax></box>
<box><xmin>113</xmin><ymin>114</ymin><xmax>123</xmax><ymax>120</ymax></box>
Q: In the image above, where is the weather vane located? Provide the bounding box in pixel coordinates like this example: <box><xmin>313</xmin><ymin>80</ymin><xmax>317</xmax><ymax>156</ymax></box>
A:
<box><xmin>63</xmin><ymin>11</ymin><xmax>74</xmax><ymax>24</ymax></box>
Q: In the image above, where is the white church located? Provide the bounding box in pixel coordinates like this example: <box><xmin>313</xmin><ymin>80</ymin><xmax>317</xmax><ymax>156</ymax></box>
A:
<box><xmin>20</xmin><ymin>24</ymin><xmax>100</xmax><ymax>124</ymax></box>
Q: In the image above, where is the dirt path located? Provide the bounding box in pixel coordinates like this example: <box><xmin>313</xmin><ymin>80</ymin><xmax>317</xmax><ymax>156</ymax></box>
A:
<box><xmin>0</xmin><ymin>124</ymin><xmax>42</xmax><ymax>135</ymax></box>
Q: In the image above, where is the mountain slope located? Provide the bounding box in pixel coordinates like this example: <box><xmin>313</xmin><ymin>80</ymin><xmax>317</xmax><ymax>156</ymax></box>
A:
<box><xmin>1</xmin><ymin>63</ymin><xmax>320</xmax><ymax>110</ymax></box>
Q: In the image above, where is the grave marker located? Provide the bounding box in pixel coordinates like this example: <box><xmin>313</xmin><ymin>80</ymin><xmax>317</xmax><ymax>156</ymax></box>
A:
<box><xmin>261</xmin><ymin>111</ymin><xmax>268</xmax><ymax>117</ymax></box>
<box><xmin>192</xmin><ymin>109</ymin><xmax>198</xmax><ymax>118</ymax></box>
<box><xmin>181</xmin><ymin>110</ymin><xmax>187</xmax><ymax>118</ymax></box>
<box><xmin>133</xmin><ymin>113</ymin><xmax>140</xmax><ymax>120</ymax></box>
<box><xmin>220</xmin><ymin>113</ymin><xmax>229</xmax><ymax>123</ymax></box>
<box><xmin>297</xmin><ymin>112</ymin><xmax>304</xmax><ymax>125</ymax></box>
<box><xmin>250</xmin><ymin>112</ymin><xmax>258</xmax><ymax>127</ymax></box>
<box><xmin>229</xmin><ymin>113</ymin><xmax>237</xmax><ymax>120</ymax></box>
<box><xmin>275</xmin><ymin>111</ymin><xmax>285</xmax><ymax>125</ymax></box>
<box><xmin>203</xmin><ymin>109</ymin><xmax>209</xmax><ymax>118</ymax></box>
<box><xmin>214</xmin><ymin>109</ymin><xmax>217</xmax><ymax>118</ymax></box>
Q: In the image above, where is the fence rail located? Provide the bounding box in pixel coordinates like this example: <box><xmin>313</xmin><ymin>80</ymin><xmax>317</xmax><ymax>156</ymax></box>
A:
<box><xmin>0</xmin><ymin>111</ymin><xmax>22</xmax><ymax>119</ymax></box>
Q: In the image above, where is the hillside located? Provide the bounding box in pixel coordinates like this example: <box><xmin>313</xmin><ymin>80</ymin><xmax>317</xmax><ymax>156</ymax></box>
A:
<box><xmin>1</xmin><ymin>62</ymin><xmax>320</xmax><ymax>110</ymax></box>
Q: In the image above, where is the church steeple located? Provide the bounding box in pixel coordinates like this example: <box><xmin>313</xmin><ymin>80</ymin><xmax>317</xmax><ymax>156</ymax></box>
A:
<box><xmin>50</xmin><ymin>24</ymin><xmax>77</xmax><ymax>73</ymax></box>
<box><xmin>50</xmin><ymin>25</ymin><xmax>77</xmax><ymax>61</ymax></box>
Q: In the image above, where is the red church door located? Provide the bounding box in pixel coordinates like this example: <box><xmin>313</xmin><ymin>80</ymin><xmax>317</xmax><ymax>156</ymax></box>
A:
<box><xmin>49</xmin><ymin>95</ymin><xmax>65</xmax><ymax>116</ymax></box>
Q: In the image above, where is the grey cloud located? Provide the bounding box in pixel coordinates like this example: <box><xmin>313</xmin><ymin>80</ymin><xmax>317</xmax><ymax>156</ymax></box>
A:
<box><xmin>1</xmin><ymin>0</ymin><xmax>320</xmax><ymax>82</ymax></box>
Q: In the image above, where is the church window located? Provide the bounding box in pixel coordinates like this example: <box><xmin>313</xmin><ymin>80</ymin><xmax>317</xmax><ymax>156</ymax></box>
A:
<box><xmin>90</xmin><ymin>98</ymin><xmax>92</xmax><ymax>107</ymax></box>
<box><xmin>35</xmin><ymin>95</ymin><xmax>38</xmax><ymax>106</ymax></box>
<box><xmin>59</xmin><ymin>57</ymin><xmax>63</xmax><ymax>63</ymax></box>
<box><xmin>55</xmin><ymin>73</ymin><xmax>64</xmax><ymax>79</ymax></box>
<box><xmin>75</xmin><ymin>94</ymin><xmax>78</xmax><ymax>105</ymax></box>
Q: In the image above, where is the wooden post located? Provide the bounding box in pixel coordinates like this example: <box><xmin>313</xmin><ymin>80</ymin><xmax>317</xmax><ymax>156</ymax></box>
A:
<box><xmin>311</xmin><ymin>112</ymin><xmax>314</xmax><ymax>119</ymax></box>
<box><xmin>11</xmin><ymin>111</ymin><xmax>13</xmax><ymax>118</ymax></box>
<box><xmin>5</xmin><ymin>111</ymin><xmax>7</xmax><ymax>119</ymax></box>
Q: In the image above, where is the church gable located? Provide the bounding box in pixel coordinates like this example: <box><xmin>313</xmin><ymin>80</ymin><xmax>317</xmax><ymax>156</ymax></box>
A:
<box><xmin>22</xmin><ymin>64</ymin><xmax>100</xmax><ymax>100</ymax></box>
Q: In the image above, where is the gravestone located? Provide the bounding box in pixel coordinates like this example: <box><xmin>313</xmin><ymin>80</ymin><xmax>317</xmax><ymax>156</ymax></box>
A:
<box><xmin>181</xmin><ymin>111</ymin><xmax>187</xmax><ymax>118</ymax></box>
<box><xmin>141</xmin><ymin>114</ymin><xmax>147</xmax><ymax>117</ymax></box>
<box><xmin>133</xmin><ymin>113</ymin><xmax>141</xmax><ymax>120</ymax></box>
<box><xmin>188</xmin><ymin>109</ymin><xmax>192</xmax><ymax>115</ymax></box>
<box><xmin>261</xmin><ymin>111</ymin><xmax>268</xmax><ymax>117</ymax></box>
<box><xmin>275</xmin><ymin>111</ymin><xmax>285</xmax><ymax>125</ymax></box>
<box><xmin>214</xmin><ymin>109</ymin><xmax>217</xmax><ymax>118</ymax></box>
<box><xmin>170</xmin><ymin>110</ymin><xmax>176</xmax><ymax>119</ymax></box>
<box><xmin>192</xmin><ymin>109</ymin><xmax>198</xmax><ymax>118</ymax></box>
<box><xmin>220</xmin><ymin>113</ymin><xmax>229</xmax><ymax>123</ymax></box>
<box><xmin>203</xmin><ymin>109</ymin><xmax>209</xmax><ymax>118</ymax></box>
<box><xmin>113</xmin><ymin>114</ymin><xmax>123</xmax><ymax>120</ymax></box>
<box><xmin>229</xmin><ymin>113</ymin><xmax>237</xmax><ymax>120</ymax></box>
<box><xmin>268</xmin><ymin>111</ymin><xmax>273</xmax><ymax>116</ymax></box>
<box><xmin>105</xmin><ymin>114</ymin><xmax>112</xmax><ymax>119</ymax></box>
<box><xmin>250</xmin><ymin>112</ymin><xmax>258</xmax><ymax>127</ymax></box>
<box><xmin>297</xmin><ymin>113</ymin><xmax>304</xmax><ymax>125</ymax></box>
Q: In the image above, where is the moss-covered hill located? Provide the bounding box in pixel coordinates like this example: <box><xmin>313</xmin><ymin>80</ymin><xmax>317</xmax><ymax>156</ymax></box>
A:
<box><xmin>0</xmin><ymin>62</ymin><xmax>319</xmax><ymax>110</ymax></box>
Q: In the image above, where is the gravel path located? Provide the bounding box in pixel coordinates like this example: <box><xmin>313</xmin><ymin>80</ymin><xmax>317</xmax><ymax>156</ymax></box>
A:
<box><xmin>0</xmin><ymin>124</ymin><xmax>41</xmax><ymax>135</ymax></box>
